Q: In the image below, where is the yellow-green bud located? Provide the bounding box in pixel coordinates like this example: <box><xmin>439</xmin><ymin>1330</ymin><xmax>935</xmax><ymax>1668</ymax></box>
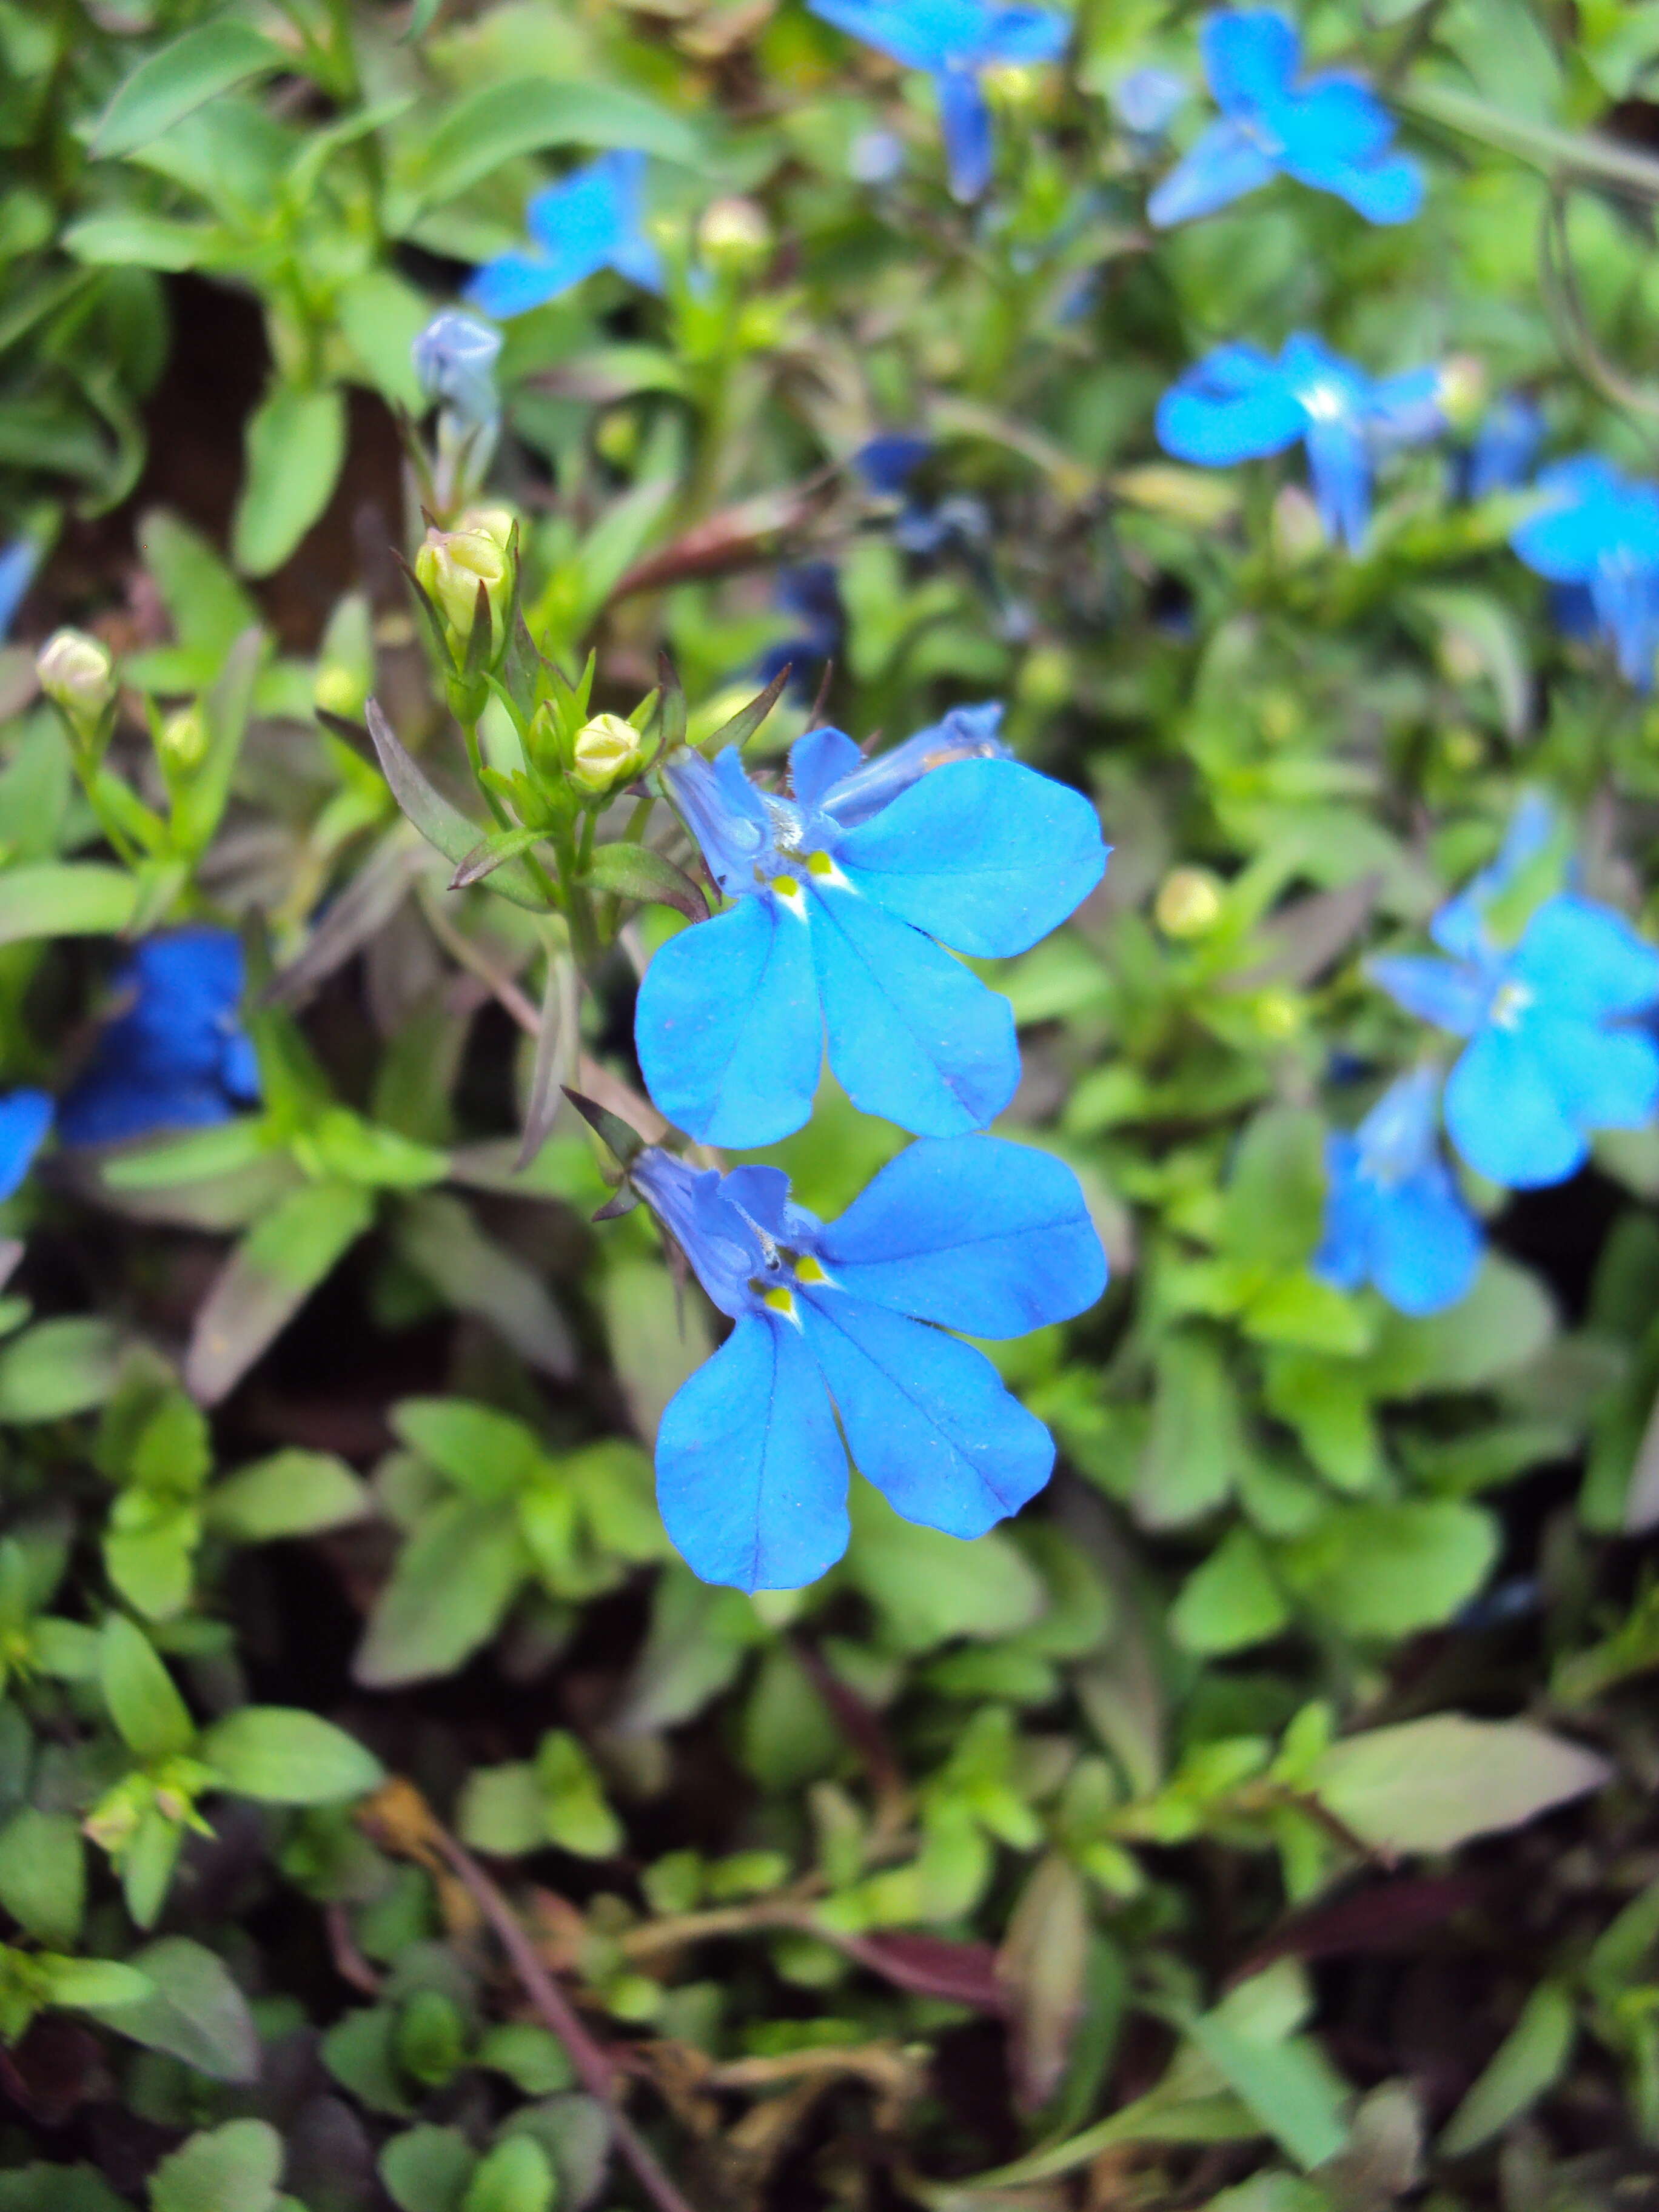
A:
<box><xmin>414</xmin><ymin>511</ymin><xmax>514</xmax><ymax>655</ymax></box>
<box><xmin>982</xmin><ymin>62</ymin><xmax>1044</xmax><ymax>115</ymax></box>
<box><xmin>159</xmin><ymin>703</ymin><xmax>208</xmax><ymax>774</ymax></box>
<box><xmin>697</xmin><ymin>196</ymin><xmax>771</xmax><ymax>271</ymax></box>
<box><xmin>37</xmin><ymin>628</ymin><xmax>115</xmax><ymax>725</ymax></box>
<box><xmin>1438</xmin><ymin>353</ymin><xmax>1487</xmax><ymax>433</ymax></box>
<box><xmin>1155</xmin><ymin>866</ymin><xmax>1224</xmax><ymax>939</ymax></box>
<box><xmin>314</xmin><ymin>661</ymin><xmax>369</xmax><ymax>721</ymax></box>
<box><xmin>572</xmin><ymin>711</ymin><xmax>646</xmax><ymax>794</ymax></box>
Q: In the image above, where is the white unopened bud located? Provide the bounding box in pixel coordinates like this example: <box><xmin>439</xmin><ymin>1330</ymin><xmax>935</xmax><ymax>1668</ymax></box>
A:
<box><xmin>697</xmin><ymin>196</ymin><xmax>771</xmax><ymax>270</ymax></box>
<box><xmin>414</xmin><ymin>510</ymin><xmax>515</xmax><ymax>653</ymax></box>
<box><xmin>159</xmin><ymin>703</ymin><xmax>207</xmax><ymax>774</ymax></box>
<box><xmin>572</xmin><ymin>712</ymin><xmax>646</xmax><ymax>794</ymax></box>
<box><xmin>37</xmin><ymin>629</ymin><xmax>115</xmax><ymax>724</ymax></box>
<box><xmin>1155</xmin><ymin>866</ymin><xmax>1224</xmax><ymax>939</ymax></box>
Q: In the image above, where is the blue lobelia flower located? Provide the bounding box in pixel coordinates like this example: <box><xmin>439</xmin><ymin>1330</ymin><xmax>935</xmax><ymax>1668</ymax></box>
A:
<box><xmin>59</xmin><ymin>930</ymin><xmax>261</xmax><ymax>1147</ymax></box>
<box><xmin>636</xmin><ymin>716</ymin><xmax>1104</xmax><ymax>1145</ymax></box>
<box><xmin>1156</xmin><ymin>333</ymin><xmax>1447</xmax><ymax>549</ymax></box>
<box><xmin>0</xmin><ymin>541</ymin><xmax>36</xmax><ymax>643</ymax></box>
<box><xmin>464</xmin><ymin>152</ymin><xmax>663</xmax><ymax>321</ymax></box>
<box><xmin>1510</xmin><ymin>455</ymin><xmax>1659</xmax><ymax>690</ymax></box>
<box><xmin>1114</xmin><ymin>65</ymin><xmax>1188</xmax><ymax>147</ymax></box>
<box><xmin>1314</xmin><ymin>1068</ymin><xmax>1480</xmax><ymax>1316</ymax></box>
<box><xmin>0</xmin><ymin>1091</ymin><xmax>52</xmax><ymax>1202</ymax></box>
<box><xmin>1372</xmin><ymin>842</ymin><xmax>1659</xmax><ymax>1188</ymax></box>
<box><xmin>412</xmin><ymin>310</ymin><xmax>502</xmax><ymax>440</ymax></box>
<box><xmin>808</xmin><ymin>1</ymin><xmax>1070</xmax><ymax>203</ymax></box>
<box><xmin>1149</xmin><ymin>7</ymin><xmax>1423</xmax><ymax>229</ymax></box>
<box><xmin>756</xmin><ymin>563</ymin><xmax>845</xmax><ymax>700</ymax></box>
<box><xmin>632</xmin><ymin>1133</ymin><xmax>1107</xmax><ymax>1589</ymax></box>
<box><xmin>1455</xmin><ymin>392</ymin><xmax>1544</xmax><ymax>502</ymax></box>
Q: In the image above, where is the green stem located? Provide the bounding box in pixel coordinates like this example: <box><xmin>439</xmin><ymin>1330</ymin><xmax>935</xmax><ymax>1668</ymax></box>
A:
<box><xmin>1396</xmin><ymin>79</ymin><xmax>1659</xmax><ymax>202</ymax></box>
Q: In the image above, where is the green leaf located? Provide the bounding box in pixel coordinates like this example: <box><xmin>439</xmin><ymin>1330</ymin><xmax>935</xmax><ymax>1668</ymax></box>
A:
<box><xmin>99</xmin><ymin>1614</ymin><xmax>194</xmax><ymax>1760</ymax></box>
<box><xmin>183</xmin><ymin>1181</ymin><xmax>375</xmax><ymax>1405</ymax></box>
<box><xmin>364</xmin><ymin>702</ymin><xmax>544</xmax><ymax>912</ymax></box>
<box><xmin>0</xmin><ymin>1319</ymin><xmax>121</xmax><ymax>1421</ymax></box>
<box><xmin>323</xmin><ymin>2003</ymin><xmax>414</xmax><ymax>2117</ymax></box>
<box><xmin>392</xmin><ymin>1397</ymin><xmax>545</xmax><ymax>1497</ymax></box>
<box><xmin>842</xmin><ymin>1482</ymin><xmax>1045</xmax><ymax>1653</ymax></box>
<box><xmin>457</xmin><ymin>1763</ymin><xmax>545</xmax><ymax>1858</ymax></box>
<box><xmin>149</xmin><ymin>2119</ymin><xmax>283</xmax><ymax>2212</ymax></box>
<box><xmin>137</xmin><ymin>509</ymin><xmax>260</xmax><ymax>654</ymax></box>
<box><xmin>1312</xmin><ymin>1715</ymin><xmax>1610</xmax><ymax>1854</ymax></box>
<box><xmin>0</xmin><ymin>1808</ymin><xmax>85</xmax><ymax>1948</ymax></box>
<box><xmin>231</xmin><ymin>384</ymin><xmax>346</xmax><ymax>578</ymax></box>
<box><xmin>1439</xmin><ymin>1978</ymin><xmax>1575</xmax><ymax>2155</ymax></box>
<box><xmin>1221</xmin><ymin>1107</ymin><xmax>1326</xmax><ymax>1272</ymax></box>
<box><xmin>36</xmin><ymin>1957</ymin><xmax>152</xmax><ymax>2012</ymax></box>
<box><xmin>1281</xmin><ymin>1500</ymin><xmax>1498</xmax><ymax>1638</ymax></box>
<box><xmin>92</xmin><ymin>22</ymin><xmax>285</xmax><ymax>158</ymax></box>
<box><xmin>90</xmin><ymin>1936</ymin><xmax>260</xmax><ymax>2082</ymax></box>
<box><xmin>461</xmin><ymin>2137</ymin><xmax>555</xmax><ymax>2212</ymax></box>
<box><xmin>535</xmin><ymin>1730</ymin><xmax>623</xmax><ymax>1858</ymax></box>
<box><xmin>62</xmin><ymin>213</ymin><xmax>213</xmax><ymax>272</ymax></box>
<box><xmin>406</xmin><ymin>77</ymin><xmax>700</xmax><ymax>213</ymax></box>
<box><xmin>206</xmin><ymin>1449</ymin><xmax>370</xmax><ymax>1540</ymax></box>
<box><xmin>0</xmin><ymin>2166</ymin><xmax>126</xmax><ymax>2212</ymax></box>
<box><xmin>0</xmin><ymin>862</ymin><xmax>137</xmax><ymax>946</ymax></box>
<box><xmin>394</xmin><ymin>1195</ymin><xmax>575</xmax><ymax>1378</ymax></box>
<box><xmin>1172</xmin><ymin>1528</ymin><xmax>1290</xmax><ymax>1656</ymax></box>
<box><xmin>200</xmin><ymin>1707</ymin><xmax>383</xmax><ymax>1805</ymax></box>
<box><xmin>585</xmin><ymin>841</ymin><xmax>708</xmax><ymax>921</ymax></box>
<box><xmin>1184</xmin><ymin>1997</ymin><xmax>1349</xmax><ymax>2171</ymax></box>
<box><xmin>354</xmin><ymin>1499</ymin><xmax>528</xmax><ymax>1688</ymax></box>
<box><xmin>1360</xmin><ymin>1256</ymin><xmax>1555</xmax><ymax>1398</ymax></box>
<box><xmin>379</xmin><ymin>2126</ymin><xmax>474</xmax><ymax>2212</ymax></box>
<box><xmin>333</xmin><ymin>269</ymin><xmax>431</xmax><ymax>411</ymax></box>
<box><xmin>1136</xmin><ymin>1329</ymin><xmax>1242</xmax><ymax>1529</ymax></box>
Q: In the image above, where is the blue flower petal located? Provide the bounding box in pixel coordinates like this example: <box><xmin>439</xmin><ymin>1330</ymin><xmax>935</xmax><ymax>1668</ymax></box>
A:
<box><xmin>0</xmin><ymin>542</ymin><xmax>37</xmax><ymax>645</ymax></box>
<box><xmin>1369</xmin><ymin>1164</ymin><xmax>1481</xmax><ymax>1315</ymax></box>
<box><xmin>1513</xmin><ymin>896</ymin><xmax>1659</xmax><ymax>1019</ymax></box>
<box><xmin>464</xmin><ymin>252</ymin><xmax>568</xmax><ymax>321</ymax></box>
<box><xmin>657</xmin><ymin>1311</ymin><xmax>850</xmax><ymax>1590</ymax></box>
<box><xmin>834</xmin><ymin>757</ymin><xmax>1106</xmax><ymax>959</ymax></box>
<box><xmin>1148</xmin><ymin>117</ymin><xmax>1279</xmax><ymax>226</ymax></box>
<box><xmin>1312</xmin><ymin>1133</ymin><xmax>1372</xmax><ymax>1293</ymax></box>
<box><xmin>664</xmin><ymin>748</ymin><xmax>776</xmax><ymax>896</ymax></box>
<box><xmin>635</xmin><ymin>894</ymin><xmax>822</xmax><ymax>1145</ymax></box>
<box><xmin>0</xmin><ymin>1091</ymin><xmax>52</xmax><ymax>1202</ymax></box>
<box><xmin>800</xmin><ymin>1295</ymin><xmax>1053</xmax><ymax>1537</ymax></box>
<box><xmin>979</xmin><ymin>6</ymin><xmax>1069</xmax><ymax>64</ymax></box>
<box><xmin>791</xmin><ymin>726</ymin><xmax>863</xmax><ymax>809</ymax></box>
<box><xmin>1510</xmin><ymin>458</ymin><xmax>1630</xmax><ymax>581</ymax></box>
<box><xmin>936</xmin><ymin>67</ymin><xmax>995</xmax><ymax>200</ymax></box>
<box><xmin>1278</xmin><ymin>74</ymin><xmax>1393</xmax><ymax>163</ymax></box>
<box><xmin>809</xmin><ymin>883</ymin><xmax>1018</xmax><ymax>1134</ymax></box>
<box><xmin>1445</xmin><ymin>1024</ymin><xmax>1586</xmax><ymax>1188</ymax></box>
<box><xmin>808</xmin><ymin>0</ymin><xmax>954</xmax><ymax>69</ymax></box>
<box><xmin>816</xmin><ymin>1134</ymin><xmax>1106</xmax><ymax>1336</ymax></box>
<box><xmin>1202</xmin><ymin>8</ymin><xmax>1299</xmax><ymax>114</ymax></box>
<box><xmin>1526</xmin><ymin>1013</ymin><xmax>1659</xmax><ymax>1133</ymax></box>
<box><xmin>1369</xmin><ymin>954</ymin><xmax>1489</xmax><ymax>1036</ymax></box>
<box><xmin>1156</xmin><ymin>342</ymin><xmax>1307</xmax><ymax>463</ymax></box>
<box><xmin>1304</xmin><ymin>414</ymin><xmax>1372</xmax><ymax>548</ymax></box>
<box><xmin>1320</xmin><ymin>147</ymin><xmax>1425</xmax><ymax>224</ymax></box>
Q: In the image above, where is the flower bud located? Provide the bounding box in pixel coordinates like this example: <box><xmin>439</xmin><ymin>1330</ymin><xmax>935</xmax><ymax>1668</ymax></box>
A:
<box><xmin>315</xmin><ymin>660</ymin><xmax>369</xmax><ymax>722</ymax></box>
<box><xmin>1155</xmin><ymin>866</ymin><xmax>1224</xmax><ymax>939</ymax></box>
<box><xmin>697</xmin><ymin>196</ymin><xmax>771</xmax><ymax>272</ymax></box>
<box><xmin>1437</xmin><ymin>352</ymin><xmax>1487</xmax><ymax>434</ymax></box>
<box><xmin>572</xmin><ymin>711</ymin><xmax>646</xmax><ymax>794</ymax></box>
<box><xmin>37</xmin><ymin>629</ymin><xmax>115</xmax><ymax>729</ymax></box>
<box><xmin>414</xmin><ymin>511</ymin><xmax>514</xmax><ymax>659</ymax></box>
<box><xmin>158</xmin><ymin>703</ymin><xmax>207</xmax><ymax>776</ymax></box>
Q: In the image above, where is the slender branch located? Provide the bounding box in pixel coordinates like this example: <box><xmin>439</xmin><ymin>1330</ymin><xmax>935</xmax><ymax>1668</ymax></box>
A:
<box><xmin>360</xmin><ymin>1783</ymin><xmax>703</xmax><ymax>2212</ymax></box>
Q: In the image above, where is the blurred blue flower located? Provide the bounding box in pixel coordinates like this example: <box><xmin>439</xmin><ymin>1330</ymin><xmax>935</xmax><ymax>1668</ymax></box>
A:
<box><xmin>59</xmin><ymin>930</ymin><xmax>261</xmax><ymax>1147</ymax></box>
<box><xmin>635</xmin><ymin>717</ymin><xmax>1105</xmax><ymax>1144</ymax></box>
<box><xmin>1150</xmin><ymin>8</ymin><xmax>1424</xmax><ymax>228</ymax></box>
<box><xmin>1455</xmin><ymin>392</ymin><xmax>1544</xmax><ymax>501</ymax></box>
<box><xmin>1373</xmin><ymin>869</ymin><xmax>1659</xmax><ymax>1188</ymax></box>
<box><xmin>464</xmin><ymin>152</ymin><xmax>662</xmax><ymax>320</ymax></box>
<box><xmin>855</xmin><ymin>433</ymin><xmax>934</xmax><ymax>497</ymax></box>
<box><xmin>1114</xmin><ymin>65</ymin><xmax>1188</xmax><ymax>146</ymax></box>
<box><xmin>634</xmin><ymin>1133</ymin><xmax>1106</xmax><ymax>1588</ymax></box>
<box><xmin>808</xmin><ymin>1</ymin><xmax>1070</xmax><ymax>202</ymax></box>
<box><xmin>1156</xmin><ymin>333</ymin><xmax>1447</xmax><ymax>548</ymax></box>
<box><xmin>757</xmin><ymin>563</ymin><xmax>845</xmax><ymax>700</ymax></box>
<box><xmin>1510</xmin><ymin>455</ymin><xmax>1659</xmax><ymax>689</ymax></box>
<box><xmin>849</xmin><ymin>127</ymin><xmax>908</xmax><ymax>183</ymax></box>
<box><xmin>0</xmin><ymin>1091</ymin><xmax>52</xmax><ymax>1202</ymax></box>
<box><xmin>412</xmin><ymin>310</ymin><xmax>502</xmax><ymax>439</ymax></box>
<box><xmin>0</xmin><ymin>543</ymin><xmax>36</xmax><ymax>643</ymax></box>
<box><xmin>1314</xmin><ymin>1068</ymin><xmax>1480</xmax><ymax>1315</ymax></box>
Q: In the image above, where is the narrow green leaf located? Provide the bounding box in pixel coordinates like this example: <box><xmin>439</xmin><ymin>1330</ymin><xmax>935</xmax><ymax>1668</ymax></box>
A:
<box><xmin>99</xmin><ymin>1614</ymin><xmax>195</xmax><ymax>1760</ymax></box>
<box><xmin>200</xmin><ymin>1706</ymin><xmax>384</xmax><ymax>1805</ymax></box>
<box><xmin>585</xmin><ymin>840</ymin><xmax>708</xmax><ymax>921</ymax></box>
<box><xmin>183</xmin><ymin>1181</ymin><xmax>375</xmax><ymax>1405</ymax></box>
<box><xmin>364</xmin><ymin>701</ymin><xmax>544</xmax><ymax>911</ymax></box>
<box><xmin>407</xmin><ymin>78</ymin><xmax>701</xmax><ymax>213</ymax></box>
<box><xmin>354</xmin><ymin>1499</ymin><xmax>528</xmax><ymax>1688</ymax></box>
<box><xmin>0</xmin><ymin>863</ymin><xmax>136</xmax><ymax>947</ymax></box>
<box><xmin>0</xmin><ymin>1809</ymin><xmax>85</xmax><ymax>1947</ymax></box>
<box><xmin>1185</xmin><ymin>2006</ymin><xmax>1349</xmax><ymax>2171</ymax></box>
<box><xmin>1440</xmin><ymin>1979</ymin><xmax>1576</xmax><ymax>2155</ymax></box>
<box><xmin>0</xmin><ymin>1319</ymin><xmax>122</xmax><ymax>1422</ymax></box>
<box><xmin>92</xmin><ymin>22</ymin><xmax>285</xmax><ymax>158</ymax></box>
<box><xmin>206</xmin><ymin>1449</ymin><xmax>370</xmax><ymax>1541</ymax></box>
<box><xmin>1312</xmin><ymin>1715</ymin><xmax>1610</xmax><ymax>1854</ymax></box>
<box><xmin>232</xmin><ymin>385</ymin><xmax>346</xmax><ymax>578</ymax></box>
